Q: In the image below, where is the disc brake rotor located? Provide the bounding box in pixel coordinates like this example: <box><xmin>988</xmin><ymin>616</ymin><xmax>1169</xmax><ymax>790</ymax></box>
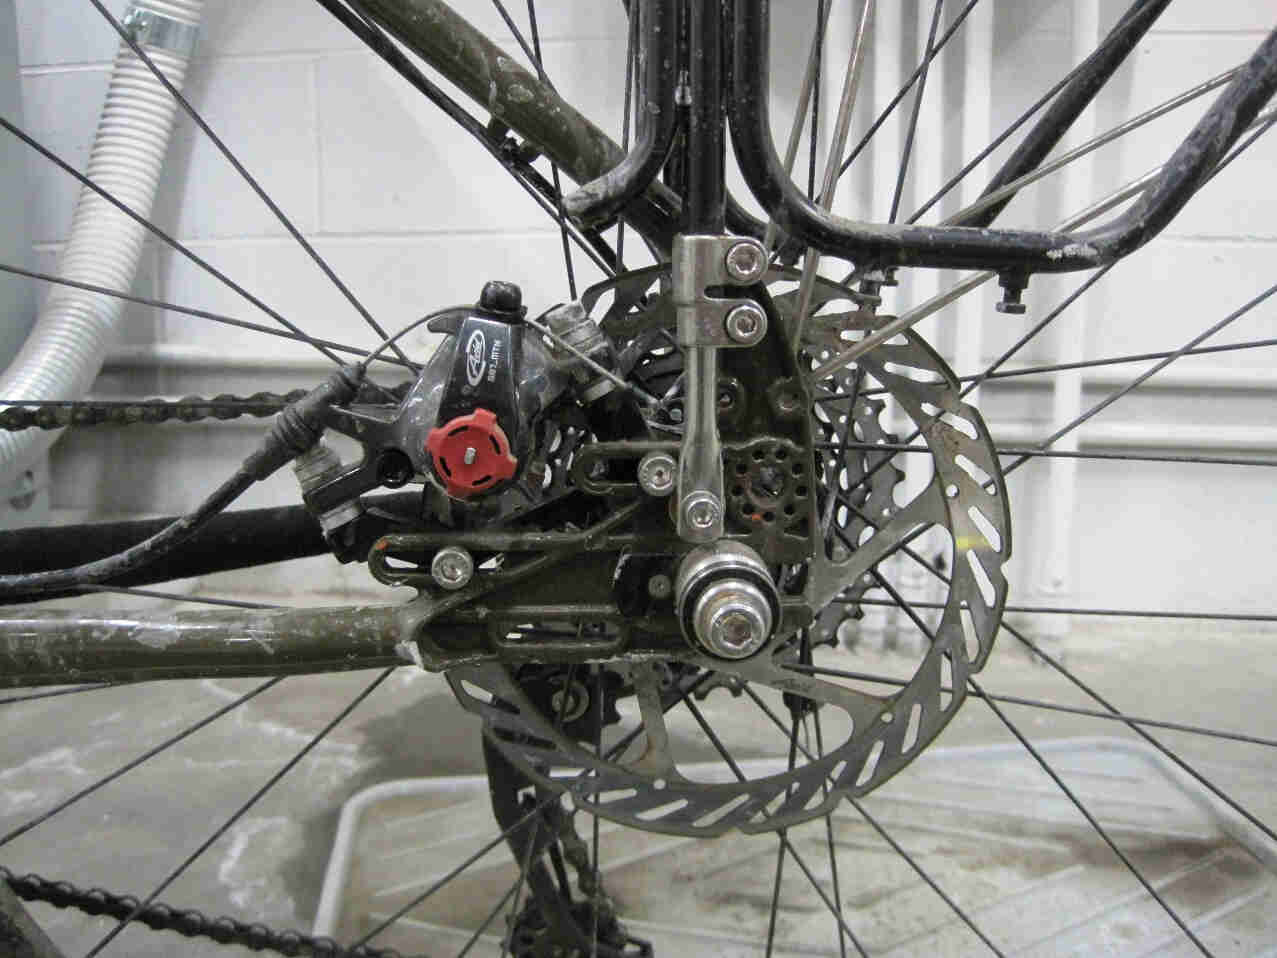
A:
<box><xmin>449</xmin><ymin>270</ymin><xmax>1011</xmax><ymax>837</ymax></box>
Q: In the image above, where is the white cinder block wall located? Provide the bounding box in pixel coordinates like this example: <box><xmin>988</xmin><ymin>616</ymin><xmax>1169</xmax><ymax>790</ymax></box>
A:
<box><xmin>10</xmin><ymin>0</ymin><xmax>1277</xmax><ymax>615</ymax></box>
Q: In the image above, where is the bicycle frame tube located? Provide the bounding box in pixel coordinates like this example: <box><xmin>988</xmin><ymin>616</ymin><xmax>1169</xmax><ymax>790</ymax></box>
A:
<box><xmin>728</xmin><ymin>0</ymin><xmax>1277</xmax><ymax>274</ymax></box>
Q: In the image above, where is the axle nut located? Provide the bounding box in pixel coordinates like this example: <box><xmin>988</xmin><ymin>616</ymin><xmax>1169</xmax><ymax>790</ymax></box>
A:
<box><xmin>674</xmin><ymin>540</ymin><xmax>780</xmax><ymax>660</ymax></box>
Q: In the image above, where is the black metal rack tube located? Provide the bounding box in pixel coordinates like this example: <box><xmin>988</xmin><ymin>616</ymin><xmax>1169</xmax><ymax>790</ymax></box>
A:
<box><xmin>728</xmin><ymin>0</ymin><xmax>1277</xmax><ymax>274</ymax></box>
<box><xmin>562</xmin><ymin>0</ymin><xmax>680</xmax><ymax>226</ymax></box>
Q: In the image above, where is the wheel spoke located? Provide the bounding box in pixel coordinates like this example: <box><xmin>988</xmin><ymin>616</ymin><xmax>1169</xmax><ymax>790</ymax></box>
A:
<box><xmin>839</xmin><ymin>594</ymin><xmax>1277</xmax><ymax>626</ymax></box>
<box><xmin>497</xmin><ymin>816</ymin><xmax>539</xmax><ymax>958</ymax></box>
<box><xmin>616</xmin><ymin>0</ymin><xmax>641</xmax><ymax>268</ymax></box>
<box><xmin>87</xmin><ymin>0</ymin><xmax>408</xmax><ymax>364</ymax></box>
<box><xmin>960</xmin><ymin>334</ymin><xmax>1277</xmax><ymax>387</ymax></box>
<box><xmin>0</xmin><ymin>677</ymin><xmax>284</xmax><ymax>851</ymax></box>
<box><xmin>590</xmin><ymin>666</ymin><xmax>603</xmax><ymax>958</ymax></box>
<box><xmin>456</xmin><ymin>877</ymin><xmax>520</xmax><ymax>958</ymax></box>
<box><xmin>906</xmin><ymin>17</ymin><xmax>1119</xmax><ymax>224</ymax></box>
<box><xmin>523</xmin><ymin>0</ymin><xmax>579</xmax><ymax>299</ymax></box>
<box><xmin>818</xmin><ymin>440</ymin><xmax>1277</xmax><ymax>470</ymax></box>
<box><xmin>970</xmin><ymin>676</ymin><xmax>1213</xmax><ymax>956</ymax></box>
<box><xmin>71</xmin><ymin>585</ymin><xmax>280</xmax><ymax>609</ymax></box>
<box><xmin>849</xmin><ymin>797</ymin><xmax>1006</xmax><ymax>956</ymax></box>
<box><xmin>858</xmin><ymin>581</ymin><xmax>1213</xmax><ymax>952</ymax></box>
<box><xmin>318</xmin><ymin>0</ymin><xmax>618</xmax><ymax>277</ymax></box>
<box><xmin>763</xmin><ymin>0</ymin><xmax>834</xmax><ymax>255</ymax></box>
<box><xmin>0</xmin><ymin>118</ymin><xmax>350</xmax><ymax>371</ymax></box>
<box><xmin>944</xmin><ymin>66</ymin><xmax>1240</xmax><ymax>227</ymax></box>
<box><xmin>359</xmin><ymin>670</ymin><xmax>714</xmax><ymax>951</ymax></box>
<box><xmin>997</xmin><ymin>621</ymin><xmax>1277</xmax><ymax>843</ymax></box>
<box><xmin>0</xmin><ymin>685</ymin><xmax>118</xmax><ymax>707</ymax></box>
<box><xmin>807</xmin><ymin>635</ymin><xmax>847</xmax><ymax>958</ymax></box>
<box><xmin>0</xmin><ymin>263</ymin><xmax>416</xmax><ymax>370</ymax></box>
<box><xmin>1004</xmin><ymin>281</ymin><xmax>1277</xmax><ymax>477</ymax></box>
<box><xmin>85</xmin><ymin>667</ymin><xmax>393</xmax><ymax>956</ymax></box>
<box><xmin>887</xmin><ymin>0</ymin><xmax>946</xmax><ymax>224</ymax></box>
<box><xmin>786</xmin><ymin>663</ymin><xmax>1277</xmax><ymax>748</ymax></box>
<box><xmin>682</xmin><ymin>694</ymin><xmax>867</xmax><ymax>957</ymax></box>
<box><xmin>835</xmin><ymin>0</ymin><xmax>983</xmax><ymax>182</ymax></box>
<box><xmin>789</xmin><ymin>0</ymin><xmax>874</xmax><ymax>348</ymax></box>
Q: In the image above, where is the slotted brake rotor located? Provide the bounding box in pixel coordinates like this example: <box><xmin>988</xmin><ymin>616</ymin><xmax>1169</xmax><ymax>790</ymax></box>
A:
<box><xmin>450</xmin><ymin>273</ymin><xmax>1010</xmax><ymax>837</ymax></box>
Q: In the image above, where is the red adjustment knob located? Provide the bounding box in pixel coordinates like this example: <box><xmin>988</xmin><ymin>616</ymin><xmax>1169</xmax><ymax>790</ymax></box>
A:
<box><xmin>425</xmin><ymin>407</ymin><xmax>518</xmax><ymax>498</ymax></box>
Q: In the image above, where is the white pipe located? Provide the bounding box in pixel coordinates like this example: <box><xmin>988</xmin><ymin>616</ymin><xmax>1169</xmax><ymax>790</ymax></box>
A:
<box><xmin>0</xmin><ymin>0</ymin><xmax>204</xmax><ymax>481</ymax></box>
<box><xmin>1037</xmin><ymin>0</ymin><xmax>1101</xmax><ymax>649</ymax></box>
<box><xmin>953</xmin><ymin>0</ymin><xmax>993</xmax><ymax>406</ymax></box>
<box><xmin>860</xmin><ymin>0</ymin><xmax>906</xmax><ymax>652</ymax></box>
<box><xmin>897</xmin><ymin>0</ymin><xmax>947</xmax><ymax>650</ymax></box>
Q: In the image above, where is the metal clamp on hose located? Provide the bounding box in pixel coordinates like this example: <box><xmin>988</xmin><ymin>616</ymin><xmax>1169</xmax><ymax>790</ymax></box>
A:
<box><xmin>122</xmin><ymin>4</ymin><xmax>201</xmax><ymax>58</ymax></box>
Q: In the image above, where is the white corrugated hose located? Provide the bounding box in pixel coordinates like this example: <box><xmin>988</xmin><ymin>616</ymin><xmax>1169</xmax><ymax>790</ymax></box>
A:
<box><xmin>0</xmin><ymin>0</ymin><xmax>204</xmax><ymax>480</ymax></box>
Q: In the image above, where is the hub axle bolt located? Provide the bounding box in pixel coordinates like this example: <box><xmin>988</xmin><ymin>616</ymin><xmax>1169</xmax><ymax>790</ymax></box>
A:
<box><xmin>724</xmin><ymin>240</ymin><xmax>766</xmax><ymax>283</ymax></box>
<box><xmin>683</xmin><ymin>492</ymin><xmax>722</xmax><ymax>531</ymax></box>
<box><xmin>637</xmin><ymin>451</ymin><xmax>677</xmax><ymax>497</ymax></box>
<box><xmin>431</xmin><ymin>545</ymin><xmax>474</xmax><ymax>591</ymax></box>
<box><xmin>725</xmin><ymin>303</ymin><xmax>767</xmax><ymax>346</ymax></box>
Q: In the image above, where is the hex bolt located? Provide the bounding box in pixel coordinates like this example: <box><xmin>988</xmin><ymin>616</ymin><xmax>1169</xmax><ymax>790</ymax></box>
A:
<box><xmin>996</xmin><ymin>273</ymin><xmax>1028</xmax><ymax>315</ymax></box>
<box><xmin>637</xmin><ymin>451</ymin><xmax>677</xmax><ymax>497</ymax></box>
<box><xmin>723</xmin><ymin>240</ymin><xmax>766</xmax><ymax>283</ymax></box>
<box><xmin>724</xmin><ymin>303</ymin><xmax>767</xmax><ymax>346</ymax></box>
<box><xmin>693</xmin><ymin>580</ymin><xmax>773</xmax><ymax>659</ymax></box>
<box><xmin>463</xmin><ymin>446</ymin><xmax>477</xmax><ymax>466</ymax></box>
<box><xmin>431</xmin><ymin>545</ymin><xmax>475</xmax><ymax>591</ymax></box>
<box><xmin>675</xmin><ymin>541</ymin><xmax>779</xmax><ymax>661</ymax></box>
<box><xmin>683</xmin><ymin>492</ymin><xmax>722</xmax><ymax>531</ymax></box>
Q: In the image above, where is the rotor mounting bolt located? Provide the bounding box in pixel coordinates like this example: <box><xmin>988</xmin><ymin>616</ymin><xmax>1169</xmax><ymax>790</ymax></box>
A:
<box><xmin>431</xmin><ymin>545</ymin><xmax>475</xmax><ymax>591</ymax></box>
<box><xmin>463</xmin><ymin>446</ymin><xmax>477</xmax><ymax>466</ymax></box>
<box><xmin>724</xmin><ymin>303</ymin><xmax>767</xmax><ymax>346</ymax></box>
<box><xmin>683</xmin><ymin>492</ymin><xmax>722</xmax><ymax>532</ymax></box>
<box><xmin>637</xmin><ymin>451</ymin><xmax>677</xmax><ymax>497</ymax></box>
<box><xmin>723</xmin><ymin>240</ymin><xmax>766</xmax><ymax>284</ymax></box>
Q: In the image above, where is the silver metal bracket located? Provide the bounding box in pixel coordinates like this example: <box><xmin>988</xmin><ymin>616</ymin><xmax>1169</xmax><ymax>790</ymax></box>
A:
<box><xmin>673</xmin><ymin>235</ymin><xmax>768</xmax><ymax>347</ymax></box>
<box><xmin>672</xmin><ymin>235</ymin><xmax>768</xmax><ymax>543</ymax></box>
<box><xmin>122</xmin><ymin>4</ymin><xmax>200</xmax><ymax>59</ymax></box>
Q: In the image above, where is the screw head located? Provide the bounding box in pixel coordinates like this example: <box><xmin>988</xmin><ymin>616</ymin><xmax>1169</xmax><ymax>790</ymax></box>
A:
<box><xmin>693</xmin><ymin>581</ymin><xmax>773</xmax><ymax>659</ymax></box>
<box><xmin>647</xmin><ymin>574</ymin><xmax>673</xmax><ymax>600</ymax></box>
<box><xmin>431</xmin><ymin>545</ymin><xmax>475</xmax><ymax>590</ymax></box>
<box><xmin>724</xmin><ymin>240</ymin><xmax>766</xmax><ymax>283</ymax></box>
<box><xmin>637</xmin><ymin>452</ymin><xmax>677</xmax><ymax>497</ymax></box>
<box><xmin>724</xmin><ymin>303</ymin><xmax>767</xmax><ymax>346</ymax></box>
<box><xmin>683</xmin><ymin>492</ymin><xmax>722</xmax><ymax>531</ymax></box>
<box><xmin>463</xmin><ymin>446</ymin><xmax>477</xmax><ymax>466</ymax></box>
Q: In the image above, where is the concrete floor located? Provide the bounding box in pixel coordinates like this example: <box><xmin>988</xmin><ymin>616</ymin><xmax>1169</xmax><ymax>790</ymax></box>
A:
<box><xmin>1</xmin><ymin>580</ymin><xmax>1274</xmax><ymax>956</ymax></box>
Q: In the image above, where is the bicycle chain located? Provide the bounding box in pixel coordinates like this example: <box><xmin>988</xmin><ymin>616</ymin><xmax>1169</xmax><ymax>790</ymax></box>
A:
<box><xmin>0</xmin><ymin>866</ymin><xmax>403</xmax><ymax>957</ymax></box>
<box><xmin>0</xmin><ymin>382</ymin><xmax>414</xmax><ymax>432</ymax></box>
<box><xmin>0</xmin><ymin>392</ymin><xmax>309</xmax><ymax>432</ymax></box>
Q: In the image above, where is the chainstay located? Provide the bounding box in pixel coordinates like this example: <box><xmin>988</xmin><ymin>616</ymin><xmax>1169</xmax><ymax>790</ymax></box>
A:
<box><xmin>0</xmin><ymin>866</ymin><xmax>403</xmax><ymax>957</ymax></box>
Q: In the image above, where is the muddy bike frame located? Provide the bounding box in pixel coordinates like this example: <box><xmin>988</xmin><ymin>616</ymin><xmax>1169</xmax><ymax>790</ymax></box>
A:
<box><xmin>0</xmin><ymin>0</ymin><xmax>1275</xmax><ymax>687</ymax></box>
